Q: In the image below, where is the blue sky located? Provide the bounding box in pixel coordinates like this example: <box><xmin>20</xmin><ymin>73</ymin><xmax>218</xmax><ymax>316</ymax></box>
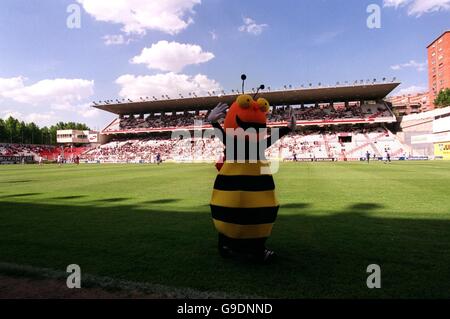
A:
<box><xmin>0</xmin><ymin>0</ymin><xmax>449</xmax><ymax>129</ymax></box>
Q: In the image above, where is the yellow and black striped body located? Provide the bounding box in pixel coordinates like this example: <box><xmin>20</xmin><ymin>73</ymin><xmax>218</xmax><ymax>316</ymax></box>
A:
<box><xmin>210</xmin><ymin>161</ymin><xmax>279</xmax><ymax>241</ymax></box>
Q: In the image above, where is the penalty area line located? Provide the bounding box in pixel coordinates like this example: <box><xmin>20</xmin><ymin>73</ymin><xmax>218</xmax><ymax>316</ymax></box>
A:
<box><xmin>0</xmin><ymin>261</ymin><xmax>259</xmax><ymax>299</ymax></box>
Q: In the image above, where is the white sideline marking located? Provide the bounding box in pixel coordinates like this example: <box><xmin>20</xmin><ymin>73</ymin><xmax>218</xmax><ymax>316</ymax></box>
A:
<box><xmin>0</xmin><ymin>262</ymin><xmax>259</xmax><ymax>299</ymax></box>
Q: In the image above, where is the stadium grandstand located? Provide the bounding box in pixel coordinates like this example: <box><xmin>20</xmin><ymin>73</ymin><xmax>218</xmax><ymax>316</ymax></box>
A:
<box><xmin>0</xmin><ymin>144</ymin><xmax>55</xmax><ymax>164</ymax></box>
<box><xmin>80</xmin><ymin>81</ymin><xmax>414</xmax><ymax>163</ymax></box>
<box><xmin>0</xmin><ymin>129</ymin><xmax>97</xmax><ymax>164</ymax></box>
<box><xmin>0</xmin><ymin>143</ymin><xmax>90</xmax><ymax>164</ymax></box>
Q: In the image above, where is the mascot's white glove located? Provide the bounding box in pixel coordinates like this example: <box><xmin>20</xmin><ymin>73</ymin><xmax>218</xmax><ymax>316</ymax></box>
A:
<box><xmin>288</xmin><ymin>114</ymin><xmax>297</xmax><ymax>131</ymax></box>
<box><xmin>208</xmin><ymin>103</ymin><xmax>229</xmax><ymax>123</ymax></box>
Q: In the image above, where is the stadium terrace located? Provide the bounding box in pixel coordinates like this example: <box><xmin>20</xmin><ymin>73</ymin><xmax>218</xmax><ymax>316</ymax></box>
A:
<box><xmin>55</xmin><ymin>80</ymin><xmax>415</xmax><ymax>164</ymax></box>
<box><xmin>93</xmin><ymin>82</ymin><xmax>399</xmax><ymax>134</ymax></box>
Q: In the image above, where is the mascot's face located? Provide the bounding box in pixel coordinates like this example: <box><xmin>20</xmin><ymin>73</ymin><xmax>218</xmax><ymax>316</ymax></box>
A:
<box><xmin>223</xmin><ymin>94</ymin><xmax>270</xmax><ymax>131</ymax></box>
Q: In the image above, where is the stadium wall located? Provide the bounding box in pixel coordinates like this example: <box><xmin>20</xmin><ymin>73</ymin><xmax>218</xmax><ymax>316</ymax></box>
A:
<box><xmin>434</xmin><ymin>142</ymin><xmax>450</xmax><ymax>160</ymax></box>
<box><xmin>403</xmin><ymin>106</ymin><xmax>450</xmax><ymax>158</ymax></box>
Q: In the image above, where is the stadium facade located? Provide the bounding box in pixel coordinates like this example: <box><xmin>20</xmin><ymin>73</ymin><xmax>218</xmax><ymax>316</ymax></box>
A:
<box><xmin>402</xmin><ymin>106</ymin><xmax>450</xmax><ymax>159</ymax></box>
<box><xmin>83</xmin><ymin>81</ymin><xmax>422</xmax><ymax>163</ymax></box>
<box><xmin>56</xmin><ymin>130</ymin><xmax>99</xmax><ymax>144</ymax></box>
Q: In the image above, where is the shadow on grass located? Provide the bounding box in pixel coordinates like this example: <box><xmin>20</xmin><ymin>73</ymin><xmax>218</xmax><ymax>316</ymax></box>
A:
<box><xmin>93</xmin><ymin>198</ymin><xmax>129</xmax><ymax>203</ymax></box>
<box><xmin>0</xmin><ymin>199</ymin><xmax>449</xmax><ymax>299</ymax></box>
<box><xmin>349</xmin><ymin>203</ymin><xmax>384</xmax><ymax>210</ymax></box>
<box><xmin>143</xmin><ymin>199</ymin><xmax>181</xmax><ymax>204</ymax></box>
<box><xmin>0</xmin><ymin>180</ymin><xmax>33</xmax><ymax>184</ymax></box>
<box><xmin>0</xmin><ymin>193</ymin><xmax>42</xmax><ymax>199</ymax></box>
<box><xmin>51</xmin><ymin>195</ymin><xmax>87</xmax><ymax>200</ymax></box>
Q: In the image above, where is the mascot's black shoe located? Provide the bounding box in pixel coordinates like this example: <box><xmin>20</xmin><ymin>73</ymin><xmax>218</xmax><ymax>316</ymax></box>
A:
<box><xmin>262</xmin><ymin>249</ymin><xmax>276</xmax><ymax>263</ymax></box>
<box><xmin>254</xmin><ymin>249</ymin><xmax>276</xmax><ymax>264</ymax></box>
<box><xmin>218</xmin><ymin>245</ymin><xmax>234</xmax><ymax>258</ymax></box>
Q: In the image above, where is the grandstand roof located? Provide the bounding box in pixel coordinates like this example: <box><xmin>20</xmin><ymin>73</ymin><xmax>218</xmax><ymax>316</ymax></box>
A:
<box><xmin>93</xmin><ymin>82</ymin><xmax>401</xmax><ymax>115</ymax></box>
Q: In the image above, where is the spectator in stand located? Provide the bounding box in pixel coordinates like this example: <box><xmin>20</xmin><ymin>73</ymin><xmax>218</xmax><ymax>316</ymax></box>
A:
<box><xmin>82</xmin><ymin>125</ymin><xmax>405</xmax><ymax>164</ymax></box>
<box><xmin>105</xmin><ymin>103</ymin><xmax>392</xmax><ymax>133</ymax></box>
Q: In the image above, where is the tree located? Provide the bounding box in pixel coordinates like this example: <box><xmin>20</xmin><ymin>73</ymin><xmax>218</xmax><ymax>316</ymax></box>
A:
<box><xmin>4</xmin><ymin>116</ymin><xmax>19</xmax><ymax>143</ymax></box>
<box><xmin>0</xmin><ymin>119</ymin><xmax>7</xmax><ymax>143</ymax></box>
<box><xmin>434</xmin><ymin>88</ymin><xmax>450</xmax><ymax>108</ymax></box>
<box><xmin>0</xmin><ymin>116</ymin><xmax>90</xmax><ymax>145</ymax></box>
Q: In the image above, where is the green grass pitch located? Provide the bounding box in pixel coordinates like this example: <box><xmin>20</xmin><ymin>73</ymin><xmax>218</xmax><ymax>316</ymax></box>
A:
<box><xmin>0</xmin><ymin>161</ymin><xmax>449</xmax><ymax>298</ymax></box>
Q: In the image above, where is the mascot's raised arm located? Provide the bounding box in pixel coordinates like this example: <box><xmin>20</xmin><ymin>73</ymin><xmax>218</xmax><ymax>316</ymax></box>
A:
<box><xmin>207</xmin><ymin>74</ymin><xmax>296</xmax><ymax>264</ymax></box>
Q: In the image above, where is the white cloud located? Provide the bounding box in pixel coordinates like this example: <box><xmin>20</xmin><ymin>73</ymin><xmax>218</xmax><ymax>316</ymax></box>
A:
<box><xmin>238</xmin><ymin>17</ymin><xmax>268</xmax><ymax>35</ymax></box>
<box><xmin>0</xmin><ymin>77</ymin><xmax>96</xmax><ymax>127</ymax></box>
<box><xmin>0</xmin><ymin>76</ymin><xmax>26</xmax><ymax>96</ymax></box>
<box><xmin>0</xmin><ymin>109</ymin><xmax>23</xmax><ymax>120</ymax></box>
<box><xmin>115</xmin><ymin>72</ymin><xmax>222</xmax><ymax>99</ymax></box>
<box><xmin>2</xmin><ymin>78</ymin><xmax>94</xmax><ymax>107</ymax></box>
<box><xmin>396</xmin><ymin>85</ymin><xmax>428</xmax><ymax>95</ymax></box>
<box><xmin>103</xmin><ymin>34</ymin><xmax>126</xmax><ymax>46</ymax></box>
<box><xmin>384</xmin><ymin>0</ymin><xmax>450</xmax><ymax>15</ymax></box>
<box><xmin>25</xmin><ymin>112</ymin><xmax>57</xmax><ymax>124</ymax></box>
<box><xmin>390</xmin><ymin>60</ymin><xmax>427</xmax><ymax>72</ymax></box>
<box><xmin>383</xmin><ymin>0</ymin><xmax>410</xmax><ymax>8</ymax></box>
<box><xmin>131</xmin><ymin>40</ymin><xmax>215</xmax><ymax>73</ymax></box>
<box><xmin>0</xmin><ymin>109</ymin><xmax>57</xmax><ymax>126</ymax></box>
<box><xmin>76</xmin><ymin>103</ymin><xmax>101</xmax><ymax>118</ymax></box>
<box><xmin>77</xmin><ymin>0</ymin><xmax>201</xmax><ymax>35</ymax></box>
<box><xmin>408</xmin><ymin>0</ymin><xmax>450</xmax><ymax>15</ymax></box>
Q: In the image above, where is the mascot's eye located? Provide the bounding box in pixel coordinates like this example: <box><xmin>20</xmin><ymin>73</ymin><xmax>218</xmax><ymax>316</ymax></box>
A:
<box><xmin>236</xmin><ymin>94</ymin><xmax>253</xmax><ymax>109</ymax></box>
<box><xmin>257</xmin><ymin>98</ymin><xmax>270</xmax><ymax>113</ymax></box>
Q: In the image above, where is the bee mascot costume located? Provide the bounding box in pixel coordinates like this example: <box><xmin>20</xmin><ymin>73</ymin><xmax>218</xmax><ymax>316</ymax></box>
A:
<box><xmin>208</xmin><ymin>75</ymin><xmax>296</xmax><ymax>263</ymax></box>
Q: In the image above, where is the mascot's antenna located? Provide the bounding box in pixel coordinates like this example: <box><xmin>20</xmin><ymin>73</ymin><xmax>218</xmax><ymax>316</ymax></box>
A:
<box><xmin>253</xmin><ymin>84</ymin><xmax>265</xmax><ymax>99</ymax></box>
<box><xmin>241</xmin><ymin>74</ymin><xmax>247</xmax><ymax>94</ymax></box>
